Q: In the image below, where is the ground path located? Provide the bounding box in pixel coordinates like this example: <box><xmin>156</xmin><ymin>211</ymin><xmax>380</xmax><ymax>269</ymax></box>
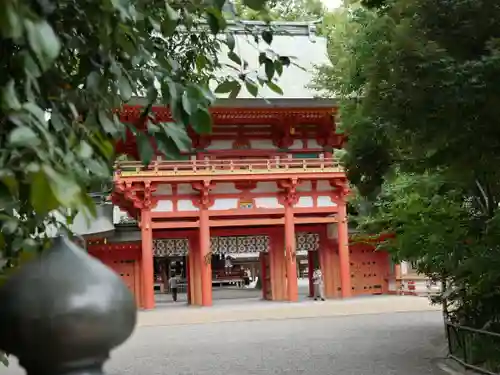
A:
<box><xmin>2</xmin><ymin>296</ymin><xmax>446</xmax><ymax>375</ymax></box>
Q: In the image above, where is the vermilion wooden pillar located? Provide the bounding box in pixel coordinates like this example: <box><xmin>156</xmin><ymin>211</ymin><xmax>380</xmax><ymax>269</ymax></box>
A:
<box><xmin>140</xmin><ymin>210</ymin><xmax>155</xmax><ymax>309</ymax></box>
<box><xmin>270</xmin><ymin>230</ymin><xmax>286</xmax><ymax>301</ymax></box>
<box><xmin>199</xmin><ymin>208</ymin><xmax>212</xmax><ymax>306</ymax></box>
<box><xmin>260</xmin><ymin>253</ymin><xmax>267</xmax><ymax>300</ymax></box>
<box><xmin>186</xmin><ymin>254</ymin><xmax>191</xmax><ymax>304</ymax></box>
<box><xmin>189</xmin><ymin>237</ymin><xmax>202</xmax><ymax>306</ymax></box>
<box><xmin>337</xmin><ymin>202</ymin><xmax>352</xmax><ymax>298</ymax></box>
<box><xmin>284</xmin><ymin>203</ymin><xmax>298</xmax><ymax>302</ymax></box>
<box><xmin>307</xmin><ymin>251</ymin><xmax>315</xmax><ymax>297</ymax></box>
<box><xmin>319</xmin><ymin>228</ymin><xmax>335</xmax><ymax>299</ymax></box>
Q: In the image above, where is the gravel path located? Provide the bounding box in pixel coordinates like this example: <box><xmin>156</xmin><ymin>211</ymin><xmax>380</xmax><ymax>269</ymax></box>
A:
<box><xmin>1</xmin><ymin>306</ymin><xmax>444</xmax><ymax>375</ymax></box>
<box><xmin>107</xmin><ymin>310</ymin><xmax>444</xmax><ymax>375</ymax></box>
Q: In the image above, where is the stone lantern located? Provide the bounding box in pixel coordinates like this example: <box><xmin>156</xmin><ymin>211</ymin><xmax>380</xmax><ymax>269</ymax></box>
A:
<box><xmin>0</xmin><ymin>236</ymin><xmax>136</xmax><ymax>375</ymax></box>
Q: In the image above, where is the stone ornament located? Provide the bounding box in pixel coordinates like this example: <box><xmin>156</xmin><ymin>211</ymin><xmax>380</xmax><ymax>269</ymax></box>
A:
<box><xmin>0</xmin><ymin>236</ymin><xmax>137</xmax><ymax>375</ymax></box>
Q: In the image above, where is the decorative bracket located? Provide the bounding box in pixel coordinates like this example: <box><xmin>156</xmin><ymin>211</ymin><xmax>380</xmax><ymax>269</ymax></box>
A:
<box><xmin>192</xmin><ymin>180</ymin><xmax>215</xmax><ymax>209</ymax></box>
<box><xmin>278</xmin><ymin>178</ymin><xmax>299</xmax><ymax>207</ymax></box>
<box><xmin>117</xmin><ymin>180</ymin><xmax>158</xmax><ymax>211</ymax></box>
<box><xmin>330</xmin><ymin>178</ymin><xmax>350</xmax><ymax>201</ymax></box>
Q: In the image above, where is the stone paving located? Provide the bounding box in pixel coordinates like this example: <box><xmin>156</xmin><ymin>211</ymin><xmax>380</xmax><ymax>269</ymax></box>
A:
<box><xmin>1</xmin><ymin>296</ymin><xmax>444</xmax><ymax>375</ymax></box>
<box><xmin>140</xmin><ymin>295</ymin><xmax>440</xmax><ymax>327</ymax></box>
<box><xmin>116</xmin><ymin>310</ymin><xmax>446</xmax><ymax>375</ymax></box>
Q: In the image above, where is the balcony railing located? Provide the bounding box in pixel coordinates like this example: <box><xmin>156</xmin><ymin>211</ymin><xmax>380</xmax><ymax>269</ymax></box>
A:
<box><xmin>115</xmin><ymin>158</ymin><xmax>344</xmax><ymax>177</ymax></box>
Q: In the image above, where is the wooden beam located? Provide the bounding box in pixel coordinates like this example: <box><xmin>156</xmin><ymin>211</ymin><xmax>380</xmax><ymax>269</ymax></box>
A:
<box><xmin>151</xmin><ymin>216</ymin><xmax>337</xmax><ymax>229</ymax></box>
<box><xmin>151</xmin><ymin>221</ymin><xmax>199</xmax><ymax>229</ymax></box>
<box><xmin>209</xmin><ymin>218</ymin><xmax>284</xmax><ymax>227</ymax></box>
<box><xmin>294</xmin><ymin>217</ymin><xmax>337</xmax><ymax>224</ymax></box>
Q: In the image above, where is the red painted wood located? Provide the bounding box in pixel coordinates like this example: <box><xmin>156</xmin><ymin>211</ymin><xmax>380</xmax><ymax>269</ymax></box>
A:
<box><xmin>307</xmin><ymin>250</ymin><xmax>315</xmax><ymax>297</ymax></box>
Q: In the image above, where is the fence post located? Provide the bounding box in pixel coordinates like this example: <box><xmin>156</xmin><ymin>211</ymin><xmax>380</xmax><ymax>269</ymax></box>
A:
<box><xmin>0</xmin><ymin>236</ymin><xmax>137</xmax><ymax>375</ymax></box>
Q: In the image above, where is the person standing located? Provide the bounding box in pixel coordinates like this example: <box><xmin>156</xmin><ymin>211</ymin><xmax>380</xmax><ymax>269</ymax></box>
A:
<box><xmin>225</xmin><ymin>255</ymin><xmax>233</xmax><ymax>275</ymax></box>
<box><xmin>169</xmin><ymin>273</ymin><xmax>179</xmax><ymax>303</ymax></box>
<box><xmin>312</xmin><ymin>268</ymin><xmax>325</xmax><ymax>301</ymax></box>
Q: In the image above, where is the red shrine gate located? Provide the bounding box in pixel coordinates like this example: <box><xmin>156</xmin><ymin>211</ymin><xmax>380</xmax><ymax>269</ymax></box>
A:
<box><xmin>88</xmin><ymin>104</ymin><xmax>392</xmax><ymax>309</ymax></box>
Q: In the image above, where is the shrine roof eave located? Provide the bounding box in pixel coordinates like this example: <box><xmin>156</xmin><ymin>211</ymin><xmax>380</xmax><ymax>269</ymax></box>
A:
<box><xmin>128</xmin><ymin>96</ymin><xmax>336</xmax><ymax>109</ymax></box>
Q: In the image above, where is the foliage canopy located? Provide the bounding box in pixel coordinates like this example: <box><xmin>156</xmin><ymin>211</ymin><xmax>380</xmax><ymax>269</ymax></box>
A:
<box><xmin>0</xmin><ymin>0</ymin><xmax>290</xmax><ymax>265</ymax></box>
<box><xmin>313</xmin><ymin>0</ymin><xmax>500</xmax><ymax>342</ymax></box>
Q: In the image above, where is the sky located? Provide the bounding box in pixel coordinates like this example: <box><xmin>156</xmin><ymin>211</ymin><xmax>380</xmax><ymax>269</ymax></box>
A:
<box><xmin>321</xmin><ymin>0</ymin><xmax>343</xmax><ymax>9</ymax></box>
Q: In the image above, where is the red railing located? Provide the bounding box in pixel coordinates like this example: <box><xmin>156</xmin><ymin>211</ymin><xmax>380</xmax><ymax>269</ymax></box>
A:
<box><xmin>115</xmin><ymin>157</ymin><xmax>343</xmax><ymax>177</ymax></box>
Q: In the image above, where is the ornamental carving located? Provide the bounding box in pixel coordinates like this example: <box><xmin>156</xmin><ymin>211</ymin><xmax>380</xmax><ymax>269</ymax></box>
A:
<box><xmin>234</xmin><ymin>181</ymin><xmax>257</xmax><ymax>191</ymax></box>
<box><xmin>278</xmin><ymin>178</ymin><xmax>299</xmax><ymax>206</ymax></box>
<box><xmin>330</xmin><ymin>179</ymin><xmax>350</xmax><ymax>200</ymax></box>
<box><xmin>114</xmin><ymin>180</ymin><xmax>158</xmax><ymax>211</ymax></box>
<box><xmin>192</xmin><ymin>180</ymin><xmax>214</xmax><ymax>209</ymax></box>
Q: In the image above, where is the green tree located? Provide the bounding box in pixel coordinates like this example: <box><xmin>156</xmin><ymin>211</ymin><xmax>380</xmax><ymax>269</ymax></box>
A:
<box><xmin>313</xmin><ymin>0</ymin><xmax>500</xmax><ymax>338</ymax></box>
<box><xmin>234</xmin><ymin>0</ymin><xmax>325</xmax><ymax>21</ymax></box>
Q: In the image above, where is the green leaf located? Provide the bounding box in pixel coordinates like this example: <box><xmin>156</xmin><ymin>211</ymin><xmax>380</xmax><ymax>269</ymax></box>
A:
<box><xmin>279</xmin><ymin>56</ymin><xmax>291</xmax><ymax>66</ymax></box>
<box><xmin>265</xmin><ymin>60</ymin><xmax>275</xmax><ymax>80</ymax></box>
<box><xmin>162</xmin><ymin>3</ymin><xmax>180</xmax><ymax>36</ymax></box>
<box><xmin>0</xmin><ymin>169</ymin><xmax>18</xmax><ymax>196</ymax></box>
<box><xmin>162</xmin><ymin>122</ymin><xmax>192</xmax><ymax>151</ymax></box>
<box><xmin>86</xmin><ymin>72</ymin><xmax>100</xmax><ymax>90</ymax></box>
<box><xmin>1</xmin><ymin>219</ymin><xmax>18</xmax><ymax>235</ymax></box>
<box><xmin>275</xmin><ymin>60</ymin><xmax>283</xmax><ymax>76</ymax></box>
<box><xmin>50</xmin><ymin>109</ymin><xmax>65</xmax><ymax>132</ymax></box>
<box><xmin>21</xmin><ymin>238</ymin><xmax>39</xmax><ymax>252</ymax></box>
<box><xmin>147</xmin><ymin>120</ymin><xmax>161</xmax><ymax>134</ymax></box>
<box><xmin>155</xmin><ymin>132</ymin><xmax>180</xmax><ymax>160</ymax></box>
<box><xmin>1</xmin><ymin>80</ymin><xmax>21</xmax><ymax>111</ymax></box>
<box><xmin>24</xmin><ymin>19</ymin><xmax>61</xmax><ymax>71</ymax></box>
<box><xmin>207</xmin><ymin>9</ymin><xmax>226</xmax><ymax>34</ymax></box>
<box><xmin>23</xmin><ymin>102</ymin><xmax>47</xmax><ymax>128</ymax></box>
<box><xmin>8</xmin><ymin>127</ymin><xmax>40</xmax><ymax>147</ymax></box>
<box><xmin>226</xmin><ymin>32</ymin><xmax>236</xmax><ymax>51</ymax></box>
<box><xmin>165</xmin><ymin>3</ymin><xmax>180</xmax><ymax>22</ymax></box>
<box><xmin>0</xmin><ymin>4</ymin><xmax>22</xmax><ymax>39</ymax></box>
<box><xmin>30</xmin><ymin>170</ymin><xmax>60</xmax><ymax>215</ymax></box>
<box><xmin>98</xmin><ymin>109</ymin><xmax>118</xmax><ymax>134</ymax></box>
<box><xmin>42</xmin><ymin>165</ymin><xmax>82</xmax><ymax>208</ymax></box>
<box><xmin>266</xmin><ymin>81</ymin><xmax>283</xmax><ymax>95</ymax></box>
<box><xmin>262</xmin><ymin>30</ymin><xmax>273</xmax><ymax>45</ymax></box>
<box><xmin>190</xmin><ymin>108</ymin><xmax>212</xmax><ymax>134</ymax></box>
<box><xmin>228</xmin><ymin>51</ymin><xmax>242</xmax><ymax>66</ymax></box>
<box><xmin>229</xmin><ymin>83</ymin><xmax>242</xmax><ymax>99</ymax></box>
<box><xmin>77</xmin><ymin>141</ymin><xmax>93</xmax><ymax>159</ymax></box>
<box><xmin>181</xmin><ymin>90</ymin><xmax>194</xmax><ymax>115</ymax></box>
<box><xmin>243</xmin><ymin>0</ymin><xmax>266</xmax><ymax>11</ymax></box>
<box><xmin>118</xmin><ymin>75</ymin><xmax>133</xmax><ymax>101</ymax></box>
<box><xmin>136</xmin><ymin>132</ymin><xmax>154</xmax><ymax>165</ymax></box>
<box><xmin>245</xmin><ymin>80</ymin><xmax>259</xmax><ymax>97</ymax></box>
<box><xmin>215</xmin><ymin>80</ymin><xmax>239</xmax><ymax>94</ymax></box>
